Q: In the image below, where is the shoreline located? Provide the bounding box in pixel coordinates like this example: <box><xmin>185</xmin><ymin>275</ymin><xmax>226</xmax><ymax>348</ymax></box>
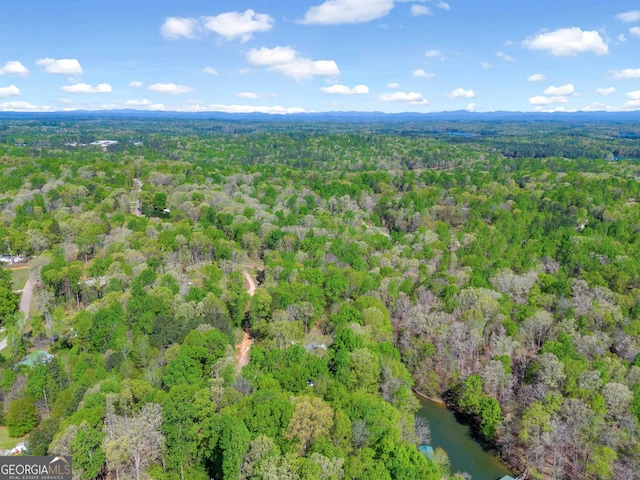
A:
<box><xmin>412</xmin><ymin>388</ymin><xmax>446</xmax><ymax>406</ymax></box>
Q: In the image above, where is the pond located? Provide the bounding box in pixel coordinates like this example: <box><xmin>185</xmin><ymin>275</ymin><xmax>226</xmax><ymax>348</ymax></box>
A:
<box><xmin>416</xmin><ymin>396</ymin><xmax>514</xmax><ymax>480</ymax></box>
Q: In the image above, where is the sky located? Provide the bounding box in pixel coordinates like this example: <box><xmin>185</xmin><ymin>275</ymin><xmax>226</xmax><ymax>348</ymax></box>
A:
<box><xmin>0</xmin><ymin>0</ymin><xmax>639</xmax><ymax>114</ymax></box>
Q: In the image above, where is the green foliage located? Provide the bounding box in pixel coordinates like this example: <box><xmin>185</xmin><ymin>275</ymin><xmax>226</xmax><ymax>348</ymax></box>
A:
<box><xmin>6</xmin><ymin>397</ymin><xmax>39</xmax><ymax>437</ymax></box>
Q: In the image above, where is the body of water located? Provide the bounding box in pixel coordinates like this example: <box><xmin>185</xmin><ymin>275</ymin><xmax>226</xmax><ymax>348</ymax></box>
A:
<box><xmin>417</xmin><ymin>396</ymin><xmax>514</xmax><ymax>480</ymax></box>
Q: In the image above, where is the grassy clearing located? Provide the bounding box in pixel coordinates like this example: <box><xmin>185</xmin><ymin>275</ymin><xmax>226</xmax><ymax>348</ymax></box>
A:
<box><xmin>0</xmin><ymin>426</ymin><xmax>27</xmax><ymax>450</ymax></box>
<box><xmin>2</xmin><ymin>266</ymin><xmax>30</xmax><ymax>291</ymax></box>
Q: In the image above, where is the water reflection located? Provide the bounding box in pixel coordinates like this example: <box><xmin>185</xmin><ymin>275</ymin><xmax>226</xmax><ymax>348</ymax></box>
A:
<box><xmin>416</xmin><ymin>396</ymin><xmax>514</xmax><ymax>480</ymax></box>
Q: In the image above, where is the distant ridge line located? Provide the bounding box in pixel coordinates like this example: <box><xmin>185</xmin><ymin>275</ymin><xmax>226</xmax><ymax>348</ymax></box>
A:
<box><xmin>1</xmin><ymin>109</ymin><xmax>640</xmax><ymax>122</ymax></box>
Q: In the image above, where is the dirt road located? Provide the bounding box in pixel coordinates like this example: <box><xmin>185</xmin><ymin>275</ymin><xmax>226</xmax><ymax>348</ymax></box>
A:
<box><xmin>235</xmin><ymin>271</ymin><xmax>257</xmax><ymax>369</ymax></box>
<box><xmin>20</xmin><ymin>278</ymin><xmax>34</xmax><ymax>318</ymax></box>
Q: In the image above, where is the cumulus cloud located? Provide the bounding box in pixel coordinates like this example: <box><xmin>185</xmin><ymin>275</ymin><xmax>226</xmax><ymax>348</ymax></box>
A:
<box><xmin>236</xmin><ymin>92</ymin><xmax>259</xmax><ymax>99</ymax></box>
<box><xmin>596</xmin><ymin>87</ymin><xmax>615</xmax><ymax>96</ymax></box>
<box><xmin>124</xmin><ymin>99</ymin><xmax>153</xmax><ymax>106</ymax></box>
<box><xmin>523</xmin><ymin>27</ymin><xmax>608</xmax><ymax>56</ymax></box>
<box><xmin>386</xmin><ymin>82</ymin><xmax>400</xmax><ymax>89</ymax></box>
<box><xmin>160</xmin><ymin>17</ymin><xmax>198</xmax><ymax>39</ymax></box>
<box><xmin>0</xmin><ymin>85</ymin><xmax>20</xmax><ymax>97</ymax></box>
<box><xmin>148</xmin><ymin>83</ymin><xmax>194</xmax><ymax>95</ymax></box>
<box><xmin>544</xmin><ymin>84</ymin><xmax>574</xmax><ymax>96</ymax></box>
<box><xmin>411</xmin><ymin>5</ymin><xmax>432</xmax><ymax>16</ymax></box>
<box><xmin>626</xmin><ymin>91</ymin><xmax>640</xmax><ymax>109</ymax></box>
<box><xmin>412</xmin><ymin>68</ymin><xmax>434</xmax><ymax>79</ymax></box>
<box><xmin>612</xmin><ymin>68</ymin><xmax>640</xmax><ymax>79</ymax></box>
<box><xmin>62</xmin><ymin>83</ymin><xmax>112</xmax><ymax>94</ymax></box>
<box><xmin>528</xmin><ymin>96</ymin><xmax>551</xmax><ymax>105</ymax></box>
<box><xmin>36</xmin><ymin>58</ymin><xmax>83</xmax><ymax>75</ymax></box>
<box><xmin>480</xmin><ymin>62</ymin><xmax>491</xmax><ymax>70</ymax></box>
<box><xmin>466</xmin><ymin>103</ymin><xmax>476</xmax><ymax>112</ymax></box>
<box><xmin>496</xmin><ymin>51</ymin><xmax>515</xmax><ymax>62</ymax></box>
<box><xmin>630</xmin><ymin>27</ymin><xmax>640</xmax><ymax>37</ymax></box>
<box><xmin>0</xmin><ymin>61</ymin><xmax>29</xmax><ymax>76</ymax></box>
<box><xmin>448</xmin><ymin>88</ymin><xmax>476</xmax><ymax>99</ymax></box>
<box><xmin>247</xmin><ymin>46</ymin><xmax>339</xmax><ymax>80</ymax></box>
<box><xmin>203</xmin><ymin>10</ymin><xmax>274</xmax><ymax>42</ymax></box>
<box><xmin>527</xmin><ymin>73</ymin><xmax>546</xmax><ymax>82</ymax></box>
<box><xmin>148</xmin><ymin>102</ymin><xmax>306</xmax><ymax>114</ymax></box>
<box><xmin>129</xmin><ymin>81</ymin><xmax>143</xmax><ymax>87</ymax></box>
<box><xmin>235</xmin><ymin>91</ymin><xmax>277</xmax><ymax>99</ymax></box>
<box><xmin>379</xmin><ymin>91</ymin><xmax>428</xmax><ymax>105</ymax></box>
<box><xmin>437</xmin><ymin>1</ymin><xmax>450</xmax><ymax>10</ymax></box>
<box><xmin>425</xmin><ymin>49</ymin><xmax>443</xmax><ymax>59</ymax></box>
<box><xmin>206</xmin><ymin>104</ymin><xmax>306</xmax><ymax>114</ymax></box>
<box><xmin>302</xmin><ymin>0</ymin><xmax>395</xmax><ymax>25</ymax></box>
<box><xmin>321</xmin><ymin>84</ymin><xmax>369</xmax><ymax>94</ymax></box>
<box><xmin>616</xmin><ymin>10</ymin><xmax>640</xmax><ymax>23</ymax></box>
<box><xmin>529</xmin><ymin>95</ymin><xmax>569</xmax><ymax>105</ymax></box>
<box><xmin>202</xmin><ymin>67</ymin><xmax>218</xmax><ymax>75</ymax></box>
<box><xmin>247</xmin><ymin>46</ymin><xmax>297</xmax><ymax>66</ymax></box>
<box><xmin>0</xmin><ymin>101</ymin><xmax>52</xmax><ymax>112</ymax></box>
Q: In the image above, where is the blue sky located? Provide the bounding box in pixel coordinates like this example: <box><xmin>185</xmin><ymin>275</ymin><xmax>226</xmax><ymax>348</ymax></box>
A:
<box><xmin>0</xmin><ymin>0</ymin><xmax>639</xmax><ymax>113</ymax></box>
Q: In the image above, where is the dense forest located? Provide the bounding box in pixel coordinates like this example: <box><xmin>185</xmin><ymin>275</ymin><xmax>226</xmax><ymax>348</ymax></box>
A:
<box><xmin>1</xmin><ymin>116</ymin><xmax>640</xmax><ymax>479</ymax></box>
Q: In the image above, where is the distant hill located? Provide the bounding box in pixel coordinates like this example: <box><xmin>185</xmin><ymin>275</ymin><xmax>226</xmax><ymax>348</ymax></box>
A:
<box><xmin>1</xmin><ymin>109</ymin><xmax>640</xmax><ymax>123</ymax></box>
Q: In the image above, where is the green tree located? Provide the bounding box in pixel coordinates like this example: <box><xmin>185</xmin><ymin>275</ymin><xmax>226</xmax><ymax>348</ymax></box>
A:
<box><xmin>6</xmin><ymin>396</ymin><xmax>39</xmax><ymax>437</ymax></box>
<box><xmin>286</xmin><ymin>396</ymin><xmax>335</xmax><ymax>454</ymax></box>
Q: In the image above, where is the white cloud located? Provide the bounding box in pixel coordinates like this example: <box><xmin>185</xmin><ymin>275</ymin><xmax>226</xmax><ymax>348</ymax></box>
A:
<box><xmin>0</xmin><ymin>61</ymin><xmax>29</xmax><ymax>76</ymax></box>
<box><xmin>129</xmin><ymin>81</ymin><xmax>143</xmax><ymax>88</ymax></box>
<box><xmin>124</xmin><ymin>99</ymin><xmax>153</xmax><ymax>106</ymax></box>
<box><xmin>235</xmin><ymin>91</ymin><xmax>277</xmax><ymax>99</ymax></box>
<box><xmin>630</xmin><ymin>27</ymin><xmax>640</xmax><ymax>37</ymax></box>
<box><xmin>411</xmin><ymin>5</ymin><xmax>432</xmax><ymax>16</ymax></box>
<box><xmin>596</xmin><ymin>87</ymin><xmax>615</xmax><ymax>96</ymax></box>
<box><xmin>466</xmin><ymin>103</ymin><xmax>476</xmax><ymax>112</ymax></box>
<box><xmin>544</xmin><ymin>84</ymin><xmax>574</xmax><ymax>96</ymax></box>
<box><xmin>480</xmin><ymin>62</ymin><xmax>491</xmax><ymax>70</ymax></box>
<box><xmin>62</xmin><ymin>83</ymin><xmax>112</xmax><ymax>94</ymax></box>
<box><xmin>203</xmin><ymin>10</ymin><xmax>274</xmax><ymax>42</ymax></box>
<box><xmin>386</xmin><ymin>82</ymin><xmax>400</xmax><ymax>89</ymax></box>
<box><xmin>0</xmin><ymin>101</ymin><xmax>52</xmax><ymax>112</ymax></box>
<box><xmin>302</xmin><ymin>0</ymin><xmax>395</xmax><ymax>25</ymax></box>
<box><xmin>272</xmin><ymin>60</ymin><xmax>340</xmax><ymax>80</ymax></box>
<box><xmin>425</xmin><ymin>49</ymin><xmax>443</xmax><ymax>59</ymax></box>
<box><xmin>321</xmin><ymin>84</ymin><xmax>369</xmax><ymax>94</ymax></box>
<box><xmin>496</xmin><ymin>51</ymin><xmax>515</xmax><ymax>62</ymax></box>
<box><xmin>628</xmin><ymin>90</ymin><xmax>640</xmax><ymax>100</ymax></box>
<box><xmin>612</xmin><ymin>68</ymin><xmax>640</xmax><ymax>79</ymax></box>
<box><xmin>529</xmin><ymin>96</ymin><xmax>551</xmax><ymax>105</ymax></box>
<box><xmin>379</xmin><ymin>91</ymin><xmax>428</xmax><ymax>105</ymax></box>
<box><xmin>412</xmin><ymin>68</ymin><xmax>434</xmax><ymax>79</ymax></box>
<box><xmin>148</xmin><ymin>83</ymin><xmax>194</xmax><ymax>95</ymax></box>
<box><xmin>206</xmin><ymin>104</ymin><xmax>306</xmax><ymax>114</ymax></box>
<box><xmin>616</xmin><ymin>10</ymin><xmax>640</xmax><ymax>23</ymax></box>
<box><xmin>36</xmin><ymin>58</ymin><xmax>83</xmax><ymax>75</ymax></box>
<box><xmin>247</xmin><ymin>46</ymin><xmax>339</xmax><ymax>80</ymax></box>
<box><xmin>202</xmin><ymin>66</ymin><xmax>218</xmax><ymax>75</ymax></box>
<box><xmin>527</xmin><ymin>73</ymin><xmax>546</xmax><ymax>82</ymax></box>
<box><xmin>236</xmin><ymin>92</ymin><xmax>260</xmax><ymax>99</ymax></box>
<box><xmin>523</xmin><ymin>27</ymin><xmax>609</xmax><ymax>56</ymax></box>
<box><xmin>160</xmin><ymin>17</ymin><xmax>197</xmax><ymax>39</ymax></box>
<box><xmin>247</xmin><ymin>46</ymin><xmax>297</xmax><ymax>66</ymax></box>
<box><xmin>618</xmin><ymin>34</ymin><xmax>628</xmax><ymax>42</ymax></box>
<box><xmin>155</xmin><ymin>102</ymin><xmax>305</xmax><ymax>114</ymax></box>
<box><xmin>437</xmin><ymin>1</ymin><xmax>450</xmax><ymax>10</ymax></box>
<box><xmin>529</xmin><ymin>95</ymin><xmax>569</xmax><ymax>105</ymax></box>
<box><xmin>448</xmin><ymin>88</ymin><xmax>476</xmax><ymax>99</ymax></box>
<box><xmin>0</xmin><ymin>85</ymin><xmax>20</xmax><ymax>97</ymax></box>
